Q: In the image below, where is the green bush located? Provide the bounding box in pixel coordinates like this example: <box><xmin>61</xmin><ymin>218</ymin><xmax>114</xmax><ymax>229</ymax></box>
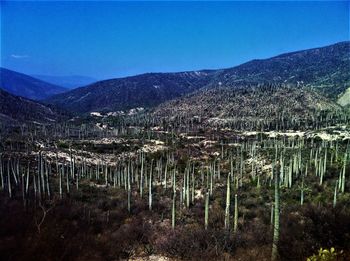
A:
<box><xmin>307</xmin><ymin>247</ymin><xmax>343</xmax><ymax>261</ymax></box>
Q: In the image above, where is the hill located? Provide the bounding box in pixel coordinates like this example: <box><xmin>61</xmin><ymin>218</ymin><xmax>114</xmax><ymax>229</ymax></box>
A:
<box><xmin>210</xmin><ymin>41</ymin><xmax>350</xmax><ymax>97</ymax></box>
<box><xmin>0</xmin><ymin>68</ymin><xmax>67</xmax><ymax>100</ymax></box>
<box><xmin>45</xmin><ymin>71</ymin><xmax>215</xmax><ymax>113</ymax></box>
<box><xmin>153</xmin><ymin>84</ymin><xmax>343</xmax><ymax>127</ymax></box>
<box><xmin>0</xmin><ymin>89</ymin><xmax>66</xmax><ymax>125</ymax></box>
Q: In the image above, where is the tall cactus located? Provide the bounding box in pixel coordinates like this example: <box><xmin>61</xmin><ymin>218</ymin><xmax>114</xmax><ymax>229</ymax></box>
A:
<box><xmin>333</xmin><ymin>180</ymin><xmax>338</xmax><ymax>208</ymax></box>
<box><xmin>59</xmin><ymin>164</ymin><xmax>63</xmax><ymax>199</ymax></box>
<box><xmin>164</xmin><ymin>160</ymin><xmax>168</xmax><ymax>189</ymax></box>
<box><xmin>0</xmin><ymin>154</ymin><xmax>3</xmax><ymax>190</ymax></box>
<box><xmin>271</xmin><ymin>161</ymin><xmax>280</xmax><ymax>261</ymax></box>
<box><xmin>140</xmin><ymin>153</ymin><xmax>144</xmax><ymax>198</ymax></box>
<box><xmin>341</xmin><ymin>152</ymin><xmax>347</xmax><ymax>193</ymax></box>
<box><xmin>210</xmin><ymin>168</ymin><xmax>213</xmax><ymax>196</ymax></box>
<box><xmin>191</xmin><ymin>166</ymin><xmax>195</xmax><ymax>204</ymax></box>
<box><xmin>270</xmin><ymin>203</ymin><xmax>274</xmax><ymax>225</ymax></box>
<box><xmin>233</xmin><ymin>194</ymin><xmax>238</xmax><ymax>234</ymax></box>
<box><xmin>66</xmin><ymin>165</ymin><xmax>70</xmax><ymax>194</ymax></box>
<box><xmin>205</xmin><ymin>191</ymin><xmax>209</xmax><ymax>230</ymax></box>
<box><xmin>26</xmin><ymin>163</ymin><xmax>30</xmax><ymax>196</ymax></box>
<box><xmin>172</xmin><ymin>191</ymin><xmax>176</xmax><ymax>229</ymax></box>
<box><xmin>127</xmin><ymin>165</ymin><xmax>131</xmax><ymax>212</ymax></box>
<box><xmin>300</xmin><ymin>176</ymin><xmax>304</xmax><ymax>205</ymax></box>
<box><xmin>186</xmin><ymin>168</ymin><xmax>190</xmax><ymax>208</ymax></box>
<box><xmin>7</xmin><ymin>161</ymin><xmax>12</xmax><ymax>198</ymax></box>
<box><xmin>224</xmin><ymin>173</ymin><xmax>230</xmax><ymax>230</ymax></box>
<box><xmin>149</xmin><ymin>160</ymin><xmax>153</xmax><ymax>211</ymax></box>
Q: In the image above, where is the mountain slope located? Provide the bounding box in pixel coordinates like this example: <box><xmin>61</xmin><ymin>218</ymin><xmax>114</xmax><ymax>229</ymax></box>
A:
<box><xmin>45</xmin><ymin>71</ymin><xmax>214</xmax><ymax>113</ymax></box>
<box><xmin>0</xmin><ymin>89</ymin><xmax>65</xmax><ymax>124</ymax></box>
<box><xmin>154</xmin><ymin>84</ymin><xmax>342</xmax><ymax>124</ymax></box>
<box><xmin>337</xmin><ymin>87</ymin><xmax>350</xmax><ymax>107</ymax></box>
<box><xmin>32</xmin><ymin>74</ymin><xmax>97</xmax><ymax>89</ymax></box>
<box><xmin>0</xmin><ymin>68</ymin><xmax>68</xmax><ymax>100</ymax></box>
<box><xmin>45</xmin><ymin>41</ymin><xmax>349</xmax><ymax>114</ymax></box>
<box><xmin>210</xmin><ymin>41</ymin><xmax>350</xmax><ymax>96</ymax></box>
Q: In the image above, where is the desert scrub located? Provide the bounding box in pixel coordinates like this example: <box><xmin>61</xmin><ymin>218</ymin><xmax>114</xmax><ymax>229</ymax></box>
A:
<box><xmin>57</xmin><ymin>140</ymin><xmax>69</xmax><ymax>149</ymax></box>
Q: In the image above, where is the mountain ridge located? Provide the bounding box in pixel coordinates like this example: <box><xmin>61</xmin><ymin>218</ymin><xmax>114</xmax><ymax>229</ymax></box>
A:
<box><xmin>207</xmin><ymin>41</ymin><xmax>350</xmax><ymax>96</ymax></box>
<box><xmin>0</xmin><ymin>68</ymin><xmax>68</xmax><ymax>100</ymax></box>
<box><xmin>31</xmin><ymin>74</ymin><xmax>98</xmax><ymax>89</ymax></box>
<box><xmin>42</xmin><ymin>41</ymin><xmax>350</xmax><ymax>114</ymax></box>
<box><xmin>45</xmin><ymin>70</ymin><xmax>216</xmax><ymax>113</ymax></box>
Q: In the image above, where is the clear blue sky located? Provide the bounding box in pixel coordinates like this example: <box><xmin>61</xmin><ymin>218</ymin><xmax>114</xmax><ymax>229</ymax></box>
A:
<box><xmin>1</xmin><ymin>1</ymin><xmax>349</xmax><ymax>80</ymax></box>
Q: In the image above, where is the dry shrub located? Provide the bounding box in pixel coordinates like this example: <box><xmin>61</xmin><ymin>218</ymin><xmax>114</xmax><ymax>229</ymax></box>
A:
<box><xmin>279</xmin><ymin>203</ymin><xmax>350</xmax><ymax>261</ymax></box>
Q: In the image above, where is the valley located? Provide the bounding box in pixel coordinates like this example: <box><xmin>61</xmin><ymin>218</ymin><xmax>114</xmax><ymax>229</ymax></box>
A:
<box><xmin>0</xmin><ymin>41</ymin><xmax>349</xmax><ymax>261</ymax></box>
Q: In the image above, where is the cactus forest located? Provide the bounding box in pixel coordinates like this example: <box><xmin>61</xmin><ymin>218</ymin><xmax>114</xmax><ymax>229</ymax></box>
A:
<box><xmin>0</xmin><ymin>107</ymin><xmax>349</xmax><ymax>260</ymax></box>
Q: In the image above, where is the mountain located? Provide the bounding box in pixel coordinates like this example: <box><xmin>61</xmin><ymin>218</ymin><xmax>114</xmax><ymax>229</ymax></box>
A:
<box><xmin>210</xmin><ymin>41</ymin><xmax>350</xmax><ymax>97</ymax></box>
<box><xmin>45</xmin><ymin>41</ymin><xmax>349</xmax><ymax>114</ymax></box>
<box><xmin>31</xmin><ymin>75</ymin><xmax>97</xmax><ymax>89</ymax></box>
<box><xmin>153</xmin><ymin>84</ymin><xmax>342</xmax><ymax>124</ymax></box>
<box><xmin>45</xmin><ymin>71</ymin><xmax>215</xmax><ymax>113</ymax></box>
<box><xmin>0</xmin><ymin>68</ymin><xmax>68</xmax><ymax>100</ymax></box>
<box><xmin>0</xmin><ymin>89</ymin><xmax>66</xmax><ymax>125</ymax></box>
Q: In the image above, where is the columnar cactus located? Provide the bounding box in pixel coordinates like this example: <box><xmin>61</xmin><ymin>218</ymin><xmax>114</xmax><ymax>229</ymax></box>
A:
<box><xmin>270</xmin><ymin>203</ymin><xmax>274</xmax><ymax>225</ymax></box>
<box><xmin>271</xmin><ymin>161</ymin><xmax>280</xmax><ymax>261</ymax></box>
<box><xmin>164</xmin><ymin>160</ymin><xmax>168</xmax><ymax>189</ymax></box>
<box><xmin>191</xmin><ymin>166</ymin><xmax>195</xmax><ymax>204</ymax></box>
<box><xmin>140</xmin><ymin>153</ymin><xmax>144</xmax><ymax>198</ymax></box>
<box><xmin>233</xmin><ymin>194</ymin><xmax>238</xmax><ymax>234</ymax></box>
<box><xmin>186</xmin><ymin>168</ymin><xmax>190</xmax><ymax>208</ymax></box>
<box><xmin>333</xmin><ymin>180</ymin><xmax>338</xmax><ymax>208</ymax></box>
<box><xmin>224</xmin><ymin>174</ymin><xmax>231</xmax><ymax>230</ymax></box>
<box><xmin>0</xmin><ymin>154</ymin><xmax>3</xmax><ymax>190</ymax></box>
<box><xmin>172</xmin><ymin>191</ymin><xmax>176</xmax><ymax>229</ymax></box>
<box><xmin>59</xmin><ymin>164</ymin><xmax>63</xmax><ymax>199</ymax></box>
<box><xmin>205</xmin><ymin>190</ymin><xmax>209</xmax><ymax>230</ymax></box>
<box><xmin>149</xmin><ymin>160</ymin><xmax>153</xmax><ymax>211</ymax></box>
<box><xmin>26</xmin><ymin>163</ymin><xmax>30</xmax><ymax>196</ymax></box>
<box><xmin>7</xmin><ymin>161</ymin><xmax>11</xmax><ymax>198</ymax></box>
<box><xmin>127</xmin><ymin>166</ymin><xmax>131</xmax><ymax>212</ymax></box>
<box><xmin>341</xmin><ymin>152</ymin><xmax>347</xmax><ymax>193</ymax></box>
<box><xmin>66</xmin><ymin>165</ymin><xmax>70</xmax><ymax>194</ymax></box>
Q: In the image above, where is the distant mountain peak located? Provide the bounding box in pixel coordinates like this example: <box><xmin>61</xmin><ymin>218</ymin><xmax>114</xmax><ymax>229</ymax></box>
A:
<box><xmin>0</xmin><ymin>68</ymin><xmax>67</xmax><ymax>100</ymax></box>
<box><xmin>31</xmin><ymin>74</ymin><xmax>98</xmax><ymax>89</ymax></box>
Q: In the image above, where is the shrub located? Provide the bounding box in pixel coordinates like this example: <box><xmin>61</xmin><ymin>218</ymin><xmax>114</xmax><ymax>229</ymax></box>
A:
<box><xmin>307</xmin><ymin>247</ymin><xmax>344</xmax><ymax>261</ymax></box>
